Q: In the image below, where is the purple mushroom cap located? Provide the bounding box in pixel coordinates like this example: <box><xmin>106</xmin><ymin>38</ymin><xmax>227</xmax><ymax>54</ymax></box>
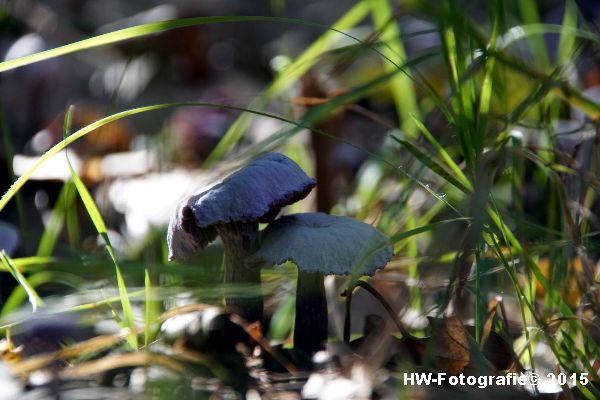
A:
<box><xmin>168</xmin><ymin>153</ymin><xmax>316</xmax><ymax>261</ymax></box>
<box><xmin>254</xmin><ymin>213</ymin><xmax>393</xmax><ymax>275</ymax></box>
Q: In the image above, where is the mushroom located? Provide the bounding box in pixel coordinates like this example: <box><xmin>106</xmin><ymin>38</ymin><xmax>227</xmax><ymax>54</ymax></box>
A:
<box><xmin>167</xmin><ymin>153</ymin><xmax>316</xmax><ymax>322</ymax></box>
<box><xmin>252</xmin><ymin>212</ymin><xmax>393</xmax><ymax>355</ymax></box>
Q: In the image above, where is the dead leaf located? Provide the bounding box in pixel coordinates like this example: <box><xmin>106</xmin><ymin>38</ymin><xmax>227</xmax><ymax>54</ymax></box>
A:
<box><xmin>427</xmin><ymin>316</ymin><xmax>470</xmax><ymax>374</ymax></box>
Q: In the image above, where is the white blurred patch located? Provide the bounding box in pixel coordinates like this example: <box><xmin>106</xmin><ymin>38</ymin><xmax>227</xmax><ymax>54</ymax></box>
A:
<box><xmin>247</xmin><ymin>115</ymin><xmax>285</xmax><ymax>144</ymax></box>
<box><xmin>108</xmin><ymin>169</ymin><xmax>213</xmax><ymax>241</ymax></box>
<box><xmin>29</xmin><ymin>128</ymin><xmax>55</xmax><ymax>154</ymax></box>
<box><xmin>497</xmin><ymin>26</ymin><xmax>526</xmax><ymax>49</ymax></box>
<box><xmin>0</xmin><ymin>360</ymin><xmax>21</xmax><ymax>399</ymax></box>
<box><xmin>100</xmin><ymin>150</ymin><xmax>156</xmax><ymax>178</ymax></box>
<box><xmin>99</xmin><ymin>55</ymin><xmax>157</xmax><ymax>102</ymax></box>
<box><xmin>509</xmin><ymin>128</ymin><xmax>524</xmax><ymax>141</ymax></box>
<box><xmin>4</xmin><ymin>33</ymin><xmax>45</xmax><ymax>61</ymax></box>
<box><xmin>303</xmin><ymin>363</ymin><xmax>372</xmax><ymax>400</ymax></box>
<box><xmin>13</xmin><ymin>151</ymin><xmax>82</xmax><ymax>181</ymax></box>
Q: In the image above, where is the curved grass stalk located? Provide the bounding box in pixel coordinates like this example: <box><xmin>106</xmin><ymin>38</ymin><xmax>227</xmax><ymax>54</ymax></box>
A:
<box><xmin>0</xmin><ymin>14</ymin><xmax>373</xmax><ymax>73</ymax></box>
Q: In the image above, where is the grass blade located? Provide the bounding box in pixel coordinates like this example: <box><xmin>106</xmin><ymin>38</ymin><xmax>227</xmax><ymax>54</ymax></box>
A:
<box><xmin>1</xmin><ymin>271</ymin><xmax>83</xmax><ymax>316</ymax></box>
<box><xmin>0</xmin><ymin>15</ymin><xmax>373</xmax><ymax>73</ymax></box>
<box><xmin>144</xmin><ymin>269</ymin><xmax>160</xmax><ymax>349</ymax></box>
<box><xmin>36</xmin><ymin>181</ymin><xmax>77</xmax><ymax>257</ymax></box>
<box><xmin>516</xmin><ymin>2</ymin><xmax>550</xmax><ymax>69</ymax></box>
<box><xmin>62</xmin><ymin>106</ymin><xmax>137</xmax><ymax>349</ymax></box>
<box><xmin>0</xmin><ymin>251</ymin><xmax>44</xmax><ymax>312</ymax></box>
<box><xmin>410</xmin><ymin>113</ymin><xmax>473</xmax><ymax>191</ymax></box>
<box><xmin>364</xmin><ymin>0</ymin><xmax>420</xmax><ymax>135</ymax></box>
<box><xmin>557</xmin><ymin>0</ymin><xmax>578</xmax><ymax>65</ymax></box>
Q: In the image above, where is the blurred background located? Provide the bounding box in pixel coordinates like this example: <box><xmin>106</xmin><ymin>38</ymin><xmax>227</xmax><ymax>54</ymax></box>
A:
<box><xmin>1</xmin><ymin>0</ymin><xmax>600</xmax><ymax>398</ymax></box>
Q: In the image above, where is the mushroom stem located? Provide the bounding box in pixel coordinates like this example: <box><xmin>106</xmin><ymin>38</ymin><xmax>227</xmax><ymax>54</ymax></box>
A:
<box><xmin>294</xmin><ymin>271</ymin><xmax>327</xmax><ymax>355</ymax></box>
<box><xmin>218</xmin><ymin>223</ymin><xmax>263</xmax><ymax>322</ymax></box>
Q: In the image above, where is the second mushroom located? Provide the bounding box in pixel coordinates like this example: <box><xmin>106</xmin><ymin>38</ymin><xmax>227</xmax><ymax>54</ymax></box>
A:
<box><xmin>253</xmin><ymin>212</ymin><xmax>393</xmax><ymax>355</ymax></box>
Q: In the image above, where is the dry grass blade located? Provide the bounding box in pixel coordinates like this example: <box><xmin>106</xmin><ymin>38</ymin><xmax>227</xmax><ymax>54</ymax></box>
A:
<box><xmin>10</xmin><ymin>330</ymin><xmax>129</xmax><ymax>375</ymax></box>
<box><xmin>157</xmin><ymin>304</ymin><xmax>214</xmax><ymax>322</ymax></box>
<box><xmin>59</xmin><ymin>351</ymin><xmax>187</xmax><ymax>379</ymax></box>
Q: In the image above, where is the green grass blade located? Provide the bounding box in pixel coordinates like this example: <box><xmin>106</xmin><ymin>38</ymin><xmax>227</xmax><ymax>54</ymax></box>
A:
<box><xmin>144</xmin><ymin>269</ymin><xmax>161</xmax><ymax>349</ymax></box>
<box><xmin>347</xmin><ymin>217</ymin><xmax>471</xmax><ymax>292</ymax></box>
<box><xmin>388</xmin><ymin>217</ymin><xmax>471</xmax><ymax>244</ymax></box>
<box><xmin>410</xmin><ymin>113</ymin><xmax>473</xmax><ymax>191</ymax></box>
<box><xmin>1</xmin><ymin>271</ymin><xmax>83</xmax><ymax>316</ymax></box>
<box><xmin>477</xmin><ymin>0</ymin><xmax>500</xmax><ymax>149</ymax></box>
<box><xmin>516</xmin><ymin>1</ymin><xmax>550</xmax><ymax>69</ymax></box>
<box><xmin>440</xmin><ymin>11</ymin><xmax>475</xmax><ymax>169</ymax></box>
<box><xmin>498</xmin><ymin>23</ymin><xmax>599</xmax><ymax>49</ymax></box>
<box><xmin>364</xmin><ymin>0</ymin><xmax>420</xmax><ymax>135</ymax></box>
<box><xmin>36</xmin><ymin>181</ymin><xmax>76</xmax><ymax>257</ymax></box>
<box><xmin>0</xmin><ymin>101</ymin><xmax>337</xmax><ymax>213</ymax></box>
<box><xmin>0</xmin><ymin>15</ymin><xmax>376</xmax><ymax>74</ymax></box>
<box><xmin>144</xmin><ymin>269</ymin><xmax>151</xmax><ymax>349</ymax></box>
<box><xmin>557</xmin><ymin>0</ymin><xmax>578</xmax><ymax>65</ymax></box>
<box><xmin>1</xmin><ymin>54</ymin><xmax>439</xmax><ymax>215</ymax></box>
<box><xmin>0</xmin><ymin>251</ymin><xmax>44</xmax><ymax>312</ymax></box>
<box><xmin>63</xmin><ymin>106</ymin><xmax>137</xmax><ymax>349</ymax></box>
<box><xmin>6</xmin><ymin>256</ymin><xmax>57</xmax><ymax>272</ymax></box>
<box><xmin>390</xmin><ymin>134</ymin><xmax>471</xmax><ymax>194</ymax></box>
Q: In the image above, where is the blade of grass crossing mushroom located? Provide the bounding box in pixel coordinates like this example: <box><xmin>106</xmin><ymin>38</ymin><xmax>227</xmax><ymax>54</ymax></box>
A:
<box><xmin>0</xmin><ymin>251</ymin><xmax>44</xmax><ymax>312</ymax></box>
<box><xmin>63</xmin><ymin>106</ymin><xmax>137</xmax><ymax>349</ymax></box>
